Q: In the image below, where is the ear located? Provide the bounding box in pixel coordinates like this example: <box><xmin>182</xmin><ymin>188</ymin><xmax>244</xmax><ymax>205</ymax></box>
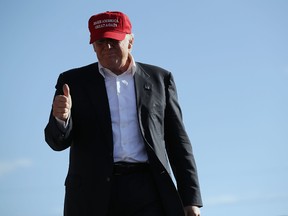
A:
<box><xmin>128</xmin><ymin>37</ymin><xmax>134</xmax><ymax>49</ymax></box>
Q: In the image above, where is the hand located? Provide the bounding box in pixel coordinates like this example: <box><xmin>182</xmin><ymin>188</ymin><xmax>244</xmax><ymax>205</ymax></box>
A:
<box><xmin>52</xmin><ymin>84</ymin><xmax>72</xmax><ymax>121</ymax></box>
<box><xmin>184</xmin><ymin>206</ymin><xmax>201</xmax><ymax>216</ymax></box>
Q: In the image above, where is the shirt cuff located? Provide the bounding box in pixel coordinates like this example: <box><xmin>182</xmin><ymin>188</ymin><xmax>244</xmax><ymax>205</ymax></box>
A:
<box><xmin>55</xmin><ymin>116</ymin><xmax>70</xmax><ymax>131</ymax></box>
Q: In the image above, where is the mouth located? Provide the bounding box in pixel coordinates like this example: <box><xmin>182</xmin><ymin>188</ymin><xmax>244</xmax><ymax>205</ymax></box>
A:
<box><xmin>103</xmin><ymin>52</ymin><xmax>117</xmax><ymax>57</ymax></box>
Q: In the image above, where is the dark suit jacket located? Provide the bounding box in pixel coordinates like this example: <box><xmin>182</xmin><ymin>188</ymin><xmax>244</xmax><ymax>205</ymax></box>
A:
<box><xmin>45</xmin><ymin>62</ymin><xmax>202</xmax><ymax>216</ymax></box>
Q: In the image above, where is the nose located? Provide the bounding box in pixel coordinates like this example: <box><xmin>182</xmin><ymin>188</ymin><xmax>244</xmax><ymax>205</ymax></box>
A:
<box><xmin>101</xmin><ymin>41</ymin><xmax>113</xmax><ymax>49</ymax></box>
<box><xmin>106</xmin><ymin>43</ymin><xmax>112</xmax><ymax>49</ymax></box>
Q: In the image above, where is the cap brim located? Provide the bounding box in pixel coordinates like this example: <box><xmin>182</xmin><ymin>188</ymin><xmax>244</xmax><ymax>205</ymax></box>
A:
<box><xmin>90</xmin><ymin>31</ymin><xmax>127</xmax><ymax>44</ymax></box>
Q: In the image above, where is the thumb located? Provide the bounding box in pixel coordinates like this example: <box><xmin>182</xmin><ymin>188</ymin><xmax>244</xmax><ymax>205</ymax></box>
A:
<box><xmin>63</xmin><ymin>84</ymin><xmax>70</xmax><ymax>97</ymax></box>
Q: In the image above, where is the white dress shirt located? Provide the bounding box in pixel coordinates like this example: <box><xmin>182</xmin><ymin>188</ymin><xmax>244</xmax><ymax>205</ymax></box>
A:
<box><xmin>56</xmin><ymin>56</ymin><xmax>148</xmax><ymax>162</ymax></box>
<box><xmin>98</xmin><ymin>56</ymin><xmax>148</xmax><ymax>162</ymax></box>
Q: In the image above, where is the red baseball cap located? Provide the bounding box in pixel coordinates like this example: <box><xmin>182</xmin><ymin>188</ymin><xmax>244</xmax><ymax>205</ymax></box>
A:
<box><xmin>88</xmin><ymin>11</ymin><xmax>132</xmax><ymax>44</ymax></box>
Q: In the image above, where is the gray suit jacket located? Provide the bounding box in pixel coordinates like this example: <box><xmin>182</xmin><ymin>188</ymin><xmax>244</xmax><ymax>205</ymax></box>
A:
<box><xmin>45</xmin><ymin>62</ymin><xmax>202</xmax><ymax>216</ymax></box>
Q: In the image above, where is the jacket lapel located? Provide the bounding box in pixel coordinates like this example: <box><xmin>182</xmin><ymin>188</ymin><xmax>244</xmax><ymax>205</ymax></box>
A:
<box><xmin>134</xmin><ymin>63</ymin><xmax>153</xmax><ymax>147</ymax></box>
<box><xmin>84</xmin><ymin>64</ymin><xmax>113</xmax><ymax>149</ymax></box>
<box><xmin>134</xmin><ymin>65</ymin><xmax>152</xmax><ymax>109</ymax></box>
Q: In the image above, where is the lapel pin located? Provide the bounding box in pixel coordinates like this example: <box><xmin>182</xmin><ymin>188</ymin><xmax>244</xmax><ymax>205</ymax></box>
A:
<box><xmin>144</xmin><ymin>84</ymin><xmax>151</xmax><ymax>90</ymax></box>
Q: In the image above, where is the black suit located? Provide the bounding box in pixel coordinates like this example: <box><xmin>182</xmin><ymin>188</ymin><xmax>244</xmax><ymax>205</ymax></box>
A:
<box><xmin>45</xmin><ymin>62</ymin><xmax>202</xmax><ymax>216</ymax></box>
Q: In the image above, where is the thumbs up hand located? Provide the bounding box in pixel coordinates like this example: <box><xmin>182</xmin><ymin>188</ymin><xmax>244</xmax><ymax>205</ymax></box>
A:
<box><xmin>52</xmin><ymin>84</ymin><xmax>72</xmax><ymax>121</ymax></box>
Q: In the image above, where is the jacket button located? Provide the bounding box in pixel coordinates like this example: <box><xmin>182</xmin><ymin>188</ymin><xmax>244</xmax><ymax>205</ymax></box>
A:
<box><xmin>106</xmin><ymin>177</ymin><xmax>111</xmax><ymax>182</ymax></box>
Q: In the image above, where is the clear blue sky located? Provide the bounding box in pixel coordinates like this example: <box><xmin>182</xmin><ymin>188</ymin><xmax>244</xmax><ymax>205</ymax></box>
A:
<box><xmin>0</xmin><ymin>1</ymin><xmax>287</xmax><ymax>216</ymax></box>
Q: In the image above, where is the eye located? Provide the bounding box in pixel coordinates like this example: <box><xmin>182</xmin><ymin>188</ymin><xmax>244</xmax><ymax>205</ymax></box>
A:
<box><xmin>108</xmin><ymin>39</ymin><xmax>120</xmax><ymax>45</ymax></box>
<box><xmin>96</xmin><ymin>39</ymin><xmax>106</xmax><ymax>45</ymax></box>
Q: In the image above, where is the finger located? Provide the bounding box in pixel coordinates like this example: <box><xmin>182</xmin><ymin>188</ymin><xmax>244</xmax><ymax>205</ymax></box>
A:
<box><xmin>53</xmin><ymin>105</ymin><xmax>70</xmax><ymax>116</ymax></box>
<box><xmin>53</xmin><ymin>111</ymin><xmax>69</xmax><ymax>121</ymax></box>
<box><xmin>53</xmin><ymin>106</ymin><xmax>70</xmax><ymax>113</ymax></box>
<box><xmin>63</xmin><ymin>84</ymin><xmax>70</xmax><ymax>97</ymax></box>
<box><xmin>54</xmin><ymin>95</ymin><xmax>69</xmax><ymax>104</ymax></box>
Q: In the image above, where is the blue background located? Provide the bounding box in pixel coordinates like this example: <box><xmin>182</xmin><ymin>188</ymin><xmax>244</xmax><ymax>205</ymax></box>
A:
<box><xmin>0</xmin><ymin>0</ymin><xmax>287</xmax><ymax>215</ymax></box>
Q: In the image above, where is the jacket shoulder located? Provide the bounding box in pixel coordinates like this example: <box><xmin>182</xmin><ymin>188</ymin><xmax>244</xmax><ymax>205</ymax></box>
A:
<box><xmin>61</xmin><ymin>62</ymin><xmax>98</xmax><ymax>78</ymax></box>
<box><xmin>54</xmin><ymin>62</ymin><xmax>101</xmax><ymax>91</ymax></box>
<box><xmin>136</xmin><ymin>62</ymin><xmax>171</xmax><ymax>76</ymax></box>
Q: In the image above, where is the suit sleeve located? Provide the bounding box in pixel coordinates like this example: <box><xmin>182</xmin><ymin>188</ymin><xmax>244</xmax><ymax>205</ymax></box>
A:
<box><xmin>164</xmin><ymin>72</ymin><xmax>203</xmax><ymax>207</ymax></box>
<box><xmin>44</xmin><ymin>73</ymin><xmax>73</xmax><ymax>151</ymax></box>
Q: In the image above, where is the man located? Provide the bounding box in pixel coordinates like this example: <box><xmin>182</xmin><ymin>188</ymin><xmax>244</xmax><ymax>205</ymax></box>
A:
<box><xmin>45</xmin><ymin>11</ymin><xmax>202</xmax><ymax>216</ymax></box>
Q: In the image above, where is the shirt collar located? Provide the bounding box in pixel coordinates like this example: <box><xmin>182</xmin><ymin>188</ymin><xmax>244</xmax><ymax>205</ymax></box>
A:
<box><xmin>98</xmin><ymin>53</ymin><xmax>136</xmax><ymax>78</ymax></box>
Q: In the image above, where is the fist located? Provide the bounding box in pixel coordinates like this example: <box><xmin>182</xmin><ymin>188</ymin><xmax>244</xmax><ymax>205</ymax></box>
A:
<box><xmin>52</xmin><ymin>84</ymin><xmax>72</xmax><ymax>121</ymax></box>
<box><xmin>184</xmin><ymin>206</ymin><xmax>201</xmax><ymax>216</ymax></box>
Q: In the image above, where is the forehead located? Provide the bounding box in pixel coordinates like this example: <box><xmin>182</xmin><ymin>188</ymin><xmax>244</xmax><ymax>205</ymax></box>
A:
<box><xmin>96</xmin><ymin>36</ymin><xmax>130</xmax><ymax>44</ymax></box>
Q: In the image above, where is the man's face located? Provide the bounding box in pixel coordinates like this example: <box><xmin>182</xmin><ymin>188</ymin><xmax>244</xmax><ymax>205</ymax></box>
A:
<box><xmin>92</xmin><ymin>35</ymin><xmax>133</xmax><ymax>74</ymax></box>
